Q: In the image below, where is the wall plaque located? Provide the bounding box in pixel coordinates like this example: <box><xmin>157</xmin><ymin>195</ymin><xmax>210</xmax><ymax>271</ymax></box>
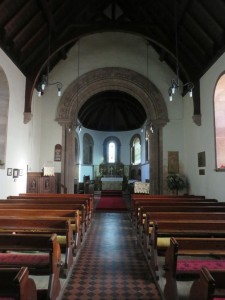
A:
<box><xmin>54</xmin><ymin>144</ymin><xmax>62</xmax><ymax>161</ymax></box>
<box><xmin>168</xmin><ymin>151</ymin><xmax>179</xmax><ymax>174</ymax></box>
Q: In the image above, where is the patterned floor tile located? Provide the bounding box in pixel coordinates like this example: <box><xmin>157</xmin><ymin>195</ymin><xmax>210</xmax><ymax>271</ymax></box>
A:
<box><xmin>60</xmin><ymin>212</ymin><xmax>163</xmax><ymax>300</ymax></box>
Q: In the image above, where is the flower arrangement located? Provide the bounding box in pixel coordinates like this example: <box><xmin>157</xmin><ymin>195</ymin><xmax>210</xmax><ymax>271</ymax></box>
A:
<box><xmin>167</xmin><ymin>174</ymin><xmax>186</xmax><ymax>194</ymax></box>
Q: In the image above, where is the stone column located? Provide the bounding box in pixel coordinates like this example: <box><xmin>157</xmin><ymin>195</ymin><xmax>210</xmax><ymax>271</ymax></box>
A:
<box><xmin>148</xmin><ymin>121</ymin><xmax>164</xmax><ymax>194</ymax></box>
<box><xmin>61</xmin><ymin>124</ymin><xmax>75</xmax><ymax>194</ymax></box>
<box><xmin>61</xmin><ymin>123</ymin><xmax>66</xmax><ymax>192</ymax></box>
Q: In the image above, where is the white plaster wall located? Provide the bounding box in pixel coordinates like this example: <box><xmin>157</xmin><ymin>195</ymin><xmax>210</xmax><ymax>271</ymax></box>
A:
<box><xmin>78</xmin><ymin>127</ymin><xmax>137</xmax><ymax>166</ymax></box>
<box><xmin>0</xmin><ymin>49</ymin><xmax>42</xmax><ymax>198</ymax></box>
<box><xmin>3</xmin><ymin>31</ymin><xmax>225</xmax><ymax>198</ymax></box>
<box><xmin>141</xmin><ymin>163</ymin><xmax>150</xmax><ymax>182</ymax></box>
<box><xmin>37</xmin><ymin>89</ymin><xmax>62</xmax><ymax>173</ymax></box>
<box><xmin>183</xmin><ymin>52</ymin><xmax>225</xmax><ymax>201</ymax></box>
<box><xmin>28</xmin><ymin>93</ymin><xmax>43</xmax><ymax>172</ymax></box>
<box><xmin>76</xmin><ymin>127</ymin><xmax>150</xmax><ymax>182</ymax></box>
<box><xmin>37</xmin><ymin>32</ymin><xmax>183</xmax><ymax>181</ymax></box>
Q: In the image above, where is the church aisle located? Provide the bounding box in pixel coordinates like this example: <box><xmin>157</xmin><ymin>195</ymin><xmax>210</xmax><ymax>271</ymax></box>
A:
<box><xmin>60</xmin><ymin>212</ymin><xmax>163</xmax><ymax>300</ymax></box>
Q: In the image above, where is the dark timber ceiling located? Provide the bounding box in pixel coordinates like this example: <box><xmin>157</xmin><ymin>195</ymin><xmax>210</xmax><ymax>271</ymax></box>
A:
<box><xmin>0</xmin><ymin>0</ymin><xmax>225</xmax><ymax>130</ymax></box>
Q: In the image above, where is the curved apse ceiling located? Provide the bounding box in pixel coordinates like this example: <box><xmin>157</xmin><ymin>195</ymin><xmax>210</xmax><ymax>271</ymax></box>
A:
<box><xmin>78</xmin><ymin>90</ymin><xmax>147</xmax><ymax>131</ymax></box>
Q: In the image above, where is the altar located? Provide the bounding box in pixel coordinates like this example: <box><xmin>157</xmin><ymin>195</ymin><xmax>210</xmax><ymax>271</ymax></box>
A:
<box><xmin>101</xmin><ymin>177</ymin><xmax>123</xmax><ymax>190</ymax></box>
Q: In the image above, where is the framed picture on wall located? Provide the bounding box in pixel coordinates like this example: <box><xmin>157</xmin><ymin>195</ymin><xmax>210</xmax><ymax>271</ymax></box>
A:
<box><xmin>168</xmin><ymin>151</ymin><xmax>179</xmax><ymax>174</ymax></box>
<box><xmin>199</xmin><ymin>169</ymin><xmax>205</xmax><ymax>175</ymax></box>
<box><xmin>13</xmin><ymin>168</ymin><xmax>19</xmax><ymax>178</ymax></box>
<box><xmin>7</xmin><ymin>168</ymin><xmax>12</xmax><ymax>176</ymax></box>
<box><xmin>54</xmin><ymin>144</ymin><xmax>62</xmax><ymax>161</ymax></box>
<box><xmin>198</xmin><ymin>151</ymin><xmax>206</xmax><ymax>167</ymax></box>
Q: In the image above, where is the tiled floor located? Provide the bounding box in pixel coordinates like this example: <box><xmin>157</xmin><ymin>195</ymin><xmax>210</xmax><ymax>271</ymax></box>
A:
<box><xmin>60</xmin><ymin>211</ymin><xmax>163</xmax><ymax>300</ymax></box>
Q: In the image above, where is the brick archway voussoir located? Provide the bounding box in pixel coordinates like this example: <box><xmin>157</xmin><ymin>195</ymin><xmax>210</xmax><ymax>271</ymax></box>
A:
<box><xmin>56</xmin><ymin>67</ymin><xmax>169</xmax><ymax>127</ymax></box>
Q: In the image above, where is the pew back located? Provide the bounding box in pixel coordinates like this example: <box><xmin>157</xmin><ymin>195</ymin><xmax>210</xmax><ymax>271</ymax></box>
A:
<box><xmin>3</xmin><ymin>198</ymin><xmax>91</xmax><ymax>229</ymax></box>
<box><xmin>0</xmin><ymin>216</ymin><xmax>73</xmax><ymax>273</ymax></box>
<box><xmin>135</xmin><ymin>202</ymin><xmax>225</xmax><ymax>223</ymax></box>
<box><xmin>164</xmin><ymin>237</ymin><xmax>225</xmax><ymax>300</ymax></box>
<box><xmin>136</xmin><ymin>205</ymin><xmax>225</xmax><ymax>237</ymax></box>
<box><xmin>0</xmin><ymin>233</ymin><xmax>61</xmax><ymax>300</ymax></box>
<box><xmin>15</xmin><ymin>193</ymin><xmax>94</xmax><ymax>210</ymax></box>
<box><xmin>149</xmin><ymin>220</ymin><xmax>225</xmax><ymax>281</ymax></box>
<box><xmin>0</xmin><ymin>201</ymin><xmax>87</xmax><ymax>234</ymax></box>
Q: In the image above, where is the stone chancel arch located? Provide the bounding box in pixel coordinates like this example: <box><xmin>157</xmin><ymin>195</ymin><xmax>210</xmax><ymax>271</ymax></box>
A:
<box><xmin>56</xmin><ymin>67</ymin><xmax>168</xmax><ymax>126</ymax></box>
<box><xmin>56</xmin><ymin>67</ymin><xmax>169</xmax><ymax>193</ymax></box>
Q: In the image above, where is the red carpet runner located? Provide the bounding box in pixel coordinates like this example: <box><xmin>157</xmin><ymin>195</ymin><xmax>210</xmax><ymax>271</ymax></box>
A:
<box><xmin>96</xmin><ymin>190</ymin><xmax>127</xmax><ymax>210</ymax></box>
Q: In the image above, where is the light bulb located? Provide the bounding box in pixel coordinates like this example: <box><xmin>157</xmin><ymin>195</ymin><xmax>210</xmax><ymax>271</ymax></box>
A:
<box><xmin>172</xmin><ymin>86</ymin><xmax>176</xmax><ymax>94</ymax></box>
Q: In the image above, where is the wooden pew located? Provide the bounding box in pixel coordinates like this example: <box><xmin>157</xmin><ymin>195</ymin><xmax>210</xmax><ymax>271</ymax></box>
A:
<box><xmin>8</xmin><ymin>195</ymin><xmax>92</xmax><ymax>216</ymax></box>
<box><xmin>135</xmin><ymin>204</ymin><xmax>225</xmax><ymax>240</ymax></box>
<box><xmin>0</xmin><ymin>208</ymin><xmax>81</xmax><ymax>252</ymax></box>
<box><xmin>5</xmin><ymin>197</ymin><xmax>91</xmax><ymax>231</ymax></box>
<box><xmin>0</xmin><ymin>267</ymin><xmax>37</xmax><ymax>300</ymax></box>
<box><xmin>188</xmin><ymin>267</ymin><xmax>225</xmax><ymax>300</ymax></box>
<box><xmin>130</xmin><ymin>194</ymin><xmax>208</xmax><ymax>209</ymax></box>
<box><xmin>19</xmin><ymin>192</ymin><xmax>94</xmax><ymax>209</ymax></box>
<box><xmin>150</xmin><ymin>220</ymin><xmax>225</xmax><ymax>278</ymax></box>
<box><xmin>164</xmin><ymin>237</ymin><xmax>225</xmax><ymax>300</ymax></box>
<box><xmin>130</xmin><ymin>197</ymin><xmax>217</xmax><ymax>222</ymax></box>
<box><xmin>0</xmin><ymin>201</ymin><xmax>86</xmax><ymax>241</ymax></box>
<box><xmin>0</xmin><ymin>216</ymin><xmax>73</xmax><ymax>276</ymax></box>
<box><xmin>131</xmin><ymin>194</ymin><xmax>206</xmax><ymax>199</ymax></box>
<box><xmin>133</xmin><ymin>200</ymin><xmax>225</xmax><ymax>229</ymax></box>
<box><xmin>15</xmin><ymin>193</ymin><xmax>94</xmax><ymax>222</ymax></box>
<box><xmin>133</xmin><ymin>205</ymin><xmax>225</xmax><ymax>254</ymax></box>
<box><xmin>0</xmin><ymin>233</ymin><xmax>61</xmax><ymax>300</ymax></box>
<box><xmin>143</xmin><ymin>211</ymin><xmax>225</xmax><ymax>259</ymax></box>
<box><xmin>134</xmin><ymin>200</ymin><xmax>223</xmax><ymax>224</ymax></box>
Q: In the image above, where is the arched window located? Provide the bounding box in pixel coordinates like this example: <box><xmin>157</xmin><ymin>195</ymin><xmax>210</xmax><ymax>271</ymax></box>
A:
<box><xmin>108</xmin><ymin>142</ymin><xmax>115</xmax><ymax>163</ymax></box>
<box><xmin>214</xmin><ymin>74</ymin><xmax>225</xmax><ymax>169</ymax></box>
<box><xmin>103</xmin><ymin>136</ymin><xmax>121</xmax><ymax>163</ymax></box>
<box><xmin>130</xmin><ymin>135</ymin><xmax>141</xmax><ymax>165</ymax></box>
<box><xmin>83</xmin><ymin>133</ymin><xmax>94</xmax><ymax>165</ymax></box>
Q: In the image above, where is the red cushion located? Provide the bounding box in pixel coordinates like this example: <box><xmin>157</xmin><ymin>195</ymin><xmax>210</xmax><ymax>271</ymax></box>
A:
<box><xmin>0</xmin><ymin>253</ymin><xmax>49</xmax><ymax>267</ymax></box>
<box><xmin>177</xmin><ymin>259</ymin><xmax>225</xmax><ymax>273</ymax></box>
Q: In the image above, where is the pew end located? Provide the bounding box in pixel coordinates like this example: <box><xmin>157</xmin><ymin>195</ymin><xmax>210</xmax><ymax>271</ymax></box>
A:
<box><xmin>0</xmin><ymin>233</ymin><xmax>62</xmax><ymax>300</ymax></box>
<box><xmin>189</xmin><ymin>267</ymin><xmax>225</xmax><ymax>300</ymax></box>
<box><xmin>0</xmin><ymin>267</ymin><xmax>37</xmax><ymax>300</ymax></box>
<box><xmin>164</xmin><ymin>237</ymin><xmax>225</xmax><ymax>300</ymax></box>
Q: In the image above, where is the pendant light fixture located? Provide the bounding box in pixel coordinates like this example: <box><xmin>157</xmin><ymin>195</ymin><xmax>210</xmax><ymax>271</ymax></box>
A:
<box><xmin>38</xmin><ymin>29</ymin><xmax>62</xmax><ymax>97</ymax></box>
<box><xmin>75</xmin><ymin>39</ymin><xmax>82</xmax><ymax>133</ymax></box>
<box><xmin>168</xmin><ymin>2</ymin><xmax>194</xmax><ymax>101</ymax></box>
